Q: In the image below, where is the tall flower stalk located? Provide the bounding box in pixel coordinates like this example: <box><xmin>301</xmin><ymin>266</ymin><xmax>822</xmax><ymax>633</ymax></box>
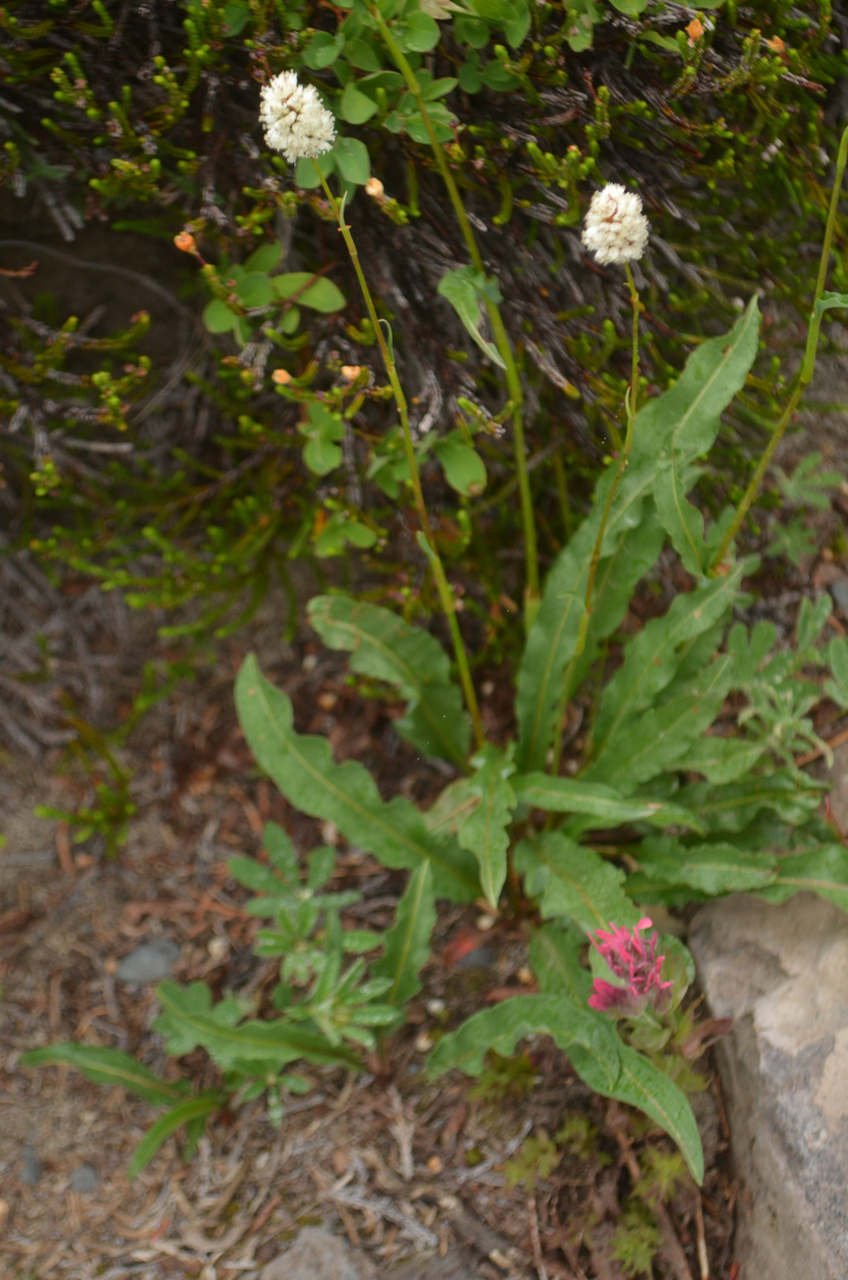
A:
<box><xmin>368</xmin><ymin>7</ymin><xmax>540</xmax><ymax>622</ymax></box>
<box><xmin>710</xmin><ymin>121</ymin><xmax>848</xmax><ymax>572</ymax></box>
<box><xmin>550</xmin><ymin>185</ymin><xmax>648</xmax><ymax>777</ymax></box>
<box><xmin>260</xmin><ymin>71</ymin><xmax>484</xmax><ymax>749</ymax></box>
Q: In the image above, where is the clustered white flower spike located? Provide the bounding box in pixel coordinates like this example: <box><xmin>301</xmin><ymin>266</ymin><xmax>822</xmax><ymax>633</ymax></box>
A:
<box><xmin>581</xmin><ymin>183</ymin><xmax>649</xmax><ymax>266</ymax></box>
<box><xmin>260</xmin><ymin>71</ymin><xmax>336</xmax><ymax>165</ymax></box>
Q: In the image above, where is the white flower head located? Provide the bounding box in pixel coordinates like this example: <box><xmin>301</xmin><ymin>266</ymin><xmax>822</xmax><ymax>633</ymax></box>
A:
<box><xmin>581</xmin><ymin>183</ymin><xmax>649</xmax><ymax>266</ymax></box>
<box><xmin>260</xmin><ymin>71</ymin><xmax>335</xmax><ymax>165</ymax></box>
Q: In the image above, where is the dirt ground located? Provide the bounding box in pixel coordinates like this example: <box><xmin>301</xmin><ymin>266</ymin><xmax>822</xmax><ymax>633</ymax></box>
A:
<box><xmin>0</xmin><ymin>573</ymin><xmax>744</xmax><ymax>1280</ymax></box>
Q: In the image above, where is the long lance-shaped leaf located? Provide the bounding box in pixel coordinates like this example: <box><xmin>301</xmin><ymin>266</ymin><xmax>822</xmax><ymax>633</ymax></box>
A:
<box><xmin>517</xmin><ymin>833</ymin><xmax>640</xmax><ymax>933</ymax></box>
<box><xmin>529</xmin><ymin>922</ymin><xmax>593</xmax><ymax>1003</ymax></box>
<box><xmin>307</xmin><ymin>595</ymin><xmax>470</xmax><ymax>767</ymax></box>
<box><xmin>516</xmin><ymin>299</ymin><xmax>759</xmax><ymax>774</ymax></box>
<box><xmin>457</xmin><ymin>744</ymin><xmax>516</xmax><ymax>908</ymax></box>
<box><xmin>591</xmin><ymin>572</ymin><xmax>742</xmax><ymax>762</ymax></box>
<box><xmin>154</xmin><ymin>981</ymin><xmax>361</xmax><ymax>1071</ymax></box>
<box><xmin>128</xmin><ymin>1093</ymin><xmax>222</xmax><ymax>1180</ymax></box>
<box><xmin>634</xmin><ymin>836</ymin><xmax>778</xmax><ymax>894</ymax></box>
<box><xmin>758</xmin><ymin>843</ymin><xmax>848</xmax><ymax>911</ymax></box>
<box><xmin>374</xmin><ymin>860</ymin><xmax>436</xmax><ymax>1009</ymax></box>
<box><xmin>675</xmin><ymin>770</ymin><xmax>825</xmax><ymax>834</ymax></box>
<box><xmin>586</xmin><ymin>656</ymin><xmax>734</xmax><ymax>794</ymax></box>
<box><xmin>426</xmin><ymin>993</ymin><xmax>621</xmax><ymax>1089</ymax></box>
<box><xmin>20</xmin><ymin>1044</ymin><xmax>188</xmax><ymax>1106</ymax></box>
<box><xmin>683</xmin><ymin>736</ymin><xmax>765</xmax><ymax>784</ymax></box>
<box><xmin>512</xmin><ymin>774</ymin><xmax>703</xmax><ymax>833</ymax></box>
<box><xmin>654</xmin><ymin>455</ymin><xmax>709</xmax><ymax>576</ymax></box>
<box><xmin>235</xmin><ymin>655</ymin><xmax>480</xmax><ymax>901</ymax></box>
<box><xmin>570</xmin><ymin>1041</ymin><xmax>704</xmax><ymax>1184</ymax></box>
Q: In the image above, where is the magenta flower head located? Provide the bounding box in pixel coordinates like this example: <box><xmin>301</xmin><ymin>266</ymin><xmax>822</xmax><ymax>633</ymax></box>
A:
<box><xmin>588</xmin><ymin>917</ymin><xmax>673</xmax><ymax>1017</ymax></box>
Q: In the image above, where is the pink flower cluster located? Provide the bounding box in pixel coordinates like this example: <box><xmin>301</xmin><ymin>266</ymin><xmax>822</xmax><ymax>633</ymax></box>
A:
<box><xmin>588</xmin><ymin>917</ymin><xmax>673</xmax><ymax>1016</ymax></box>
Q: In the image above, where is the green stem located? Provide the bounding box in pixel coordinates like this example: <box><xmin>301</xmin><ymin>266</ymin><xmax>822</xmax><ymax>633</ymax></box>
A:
<box><xmin>369</xmin><ymin>6</ymin><xmax>540</xmax><ymax>619</ymax></box>
<box><xmin>549</xmin><ymin>264</ymin><xmax>641</xmax><ymax>777</ymax></box>
<box><xmin>315</xmin><ymin>166</ymin><xmax>484</xmax><ymax>749</ymax></box>
<box><xmin>710</xmin><ymin>121</ymin><xmax>848</xmax><ymax>572</ymax></box>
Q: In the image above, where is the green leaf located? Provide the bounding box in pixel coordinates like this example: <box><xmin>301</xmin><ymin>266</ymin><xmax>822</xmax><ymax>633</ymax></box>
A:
<box><xmin>271</xmin><ymin>272</ymin><xmax>346</xmax><ymax>312</ymax></box>
<box><xmin>20</xmin><ymin>1044</ymin><xmax>187</xmax><ymax>1106</ymax></box>
<box><xmin>304</xmin><ymin>436</ymin><xmax>343</xmax><ymax>475</ymax></box>
<box><xmin>826</xmin><ymin>636</ymin><xmax>848</xmax><ymax>707</ymax></box>
<box><xmin>398</xmin><ymin>10</ymin><xmax>440</xmax><ymax>50</ymax></box>
<box><xmin>235</xmin><ymin>272</ymin><xmax>274</xmax><ymax>308</ymax></box>
<box><xmin>344</xmin><ymin>37</ymin><xmax>383</xmax><ymax>70</ymax></box>
<box><xmin>518</xmin><ymin>833</ymin><xmax>640</xmax><ymax>933</ymax></box>
<box><xmin>341</xmin><ymin>82</ymin><xmax>379</xmax><ymax>123</ymax></box>
<box><xmin>758</xmin><ymin>843</ymin><xmax>848</xmax><ymax>911</ymax></box>
<box><xmin>575</xmin><ymin>1043</ymin><xmax>704</xmax><ymax>1184</ymax></box>
<box><xmin>373</xmin><ymin>860</ymin><xmax>436</xmax><ymax>1008</ymax></box>
<box><xmin>590</xmin><ymin>571</ymin><xmax>743</xmax><ymax>764</ymax></box>
<box><xmin>609</xmin><ymin>0</ymin><xmax>646</xmax><ymax>12</ymax></box>
<box><xmin>128</xmin><ymin>1093</ymin><xmax>222</xmax><ymax>1179</ymax></box>
<box><xmin>529</xmin><ymin>922</ymin><xmax>592</xmax><ymax>1003</ymax></box>
<box><xmin>432</xmin><ymin>432</ymin><xmax>487</xmax><ymax>496</ymax></box>
<box><xmin>332</xmin><ymin>136</ymin><xmax>371</xmax><ymax>185</ymax></box>
<box><xmin>684</xmin><ymin>736</ymin><xmax>765</xmax><ymax>784</ymax></box>
<box><xmin>244</xmin><ymin>241</ymin><xmax>283</xmax><ymax>273</ymax></box>
<box><xmin>294</xmin><ymin>150</ymin><xmax>336</xmax><ymax>189</ymax></box>
<box><xmin>203</xmin><ymin>298</ymin><xmax>238</xmax><ymax>333</ymax></box>
<box><xmin>304</xmin><ymin>31</ymin><xmax>346</xmax><ymax>68</ymax></box>
<box><xmin>635</xmin><ymin>836</ymin><xmax>778</xmax><ymax>894</ymax></box>
<box><xmin>503</xmin><ymin>0</ymin><xmax>530</xmax><ymax>46</ymax></box>
<box><xmin>307</xmin><ymin>594</ymin><xmax>471</xmax><ymax>767</ymax></box>
<box><xmin>518</xmin><ymin>301</ymin><xmax>757</xmax><ymax>769</ymax></box>
<box><xmin>227</xmin><ymin>855</ymin><xmax>286</xmax><ymax>895</ymax></box>
<box><xmin>437</xmin><ymin>267</ymin><xmax>506</xmax><ymax>368</ymax></box>
<box><xmin>512</xmin><ymin>773</ymin><xmax>704</xmax><ymax>833</ymax></box>
<box><xmin>426</xmin><ymin>993</ymin><xmax>621</xmax><ymax>1088</ymax></box>
<box><xmin>454</xmin><ymin>13</ymin><xmax>490</xmax><ymax>45</ymax></box>
<box><xmin>630</xmin><ymin>294</ymin><xmax>760</xmax><ymax>464</ymax></box>
<box><xmin>585</xmin><ymin>656</ymin><xmax>734</xmax><ymax>794</ymax></box>
<box><xmin>154</xmin><ymin>980</ymin><xmax>360</xmax><ymax>1070</ymax></box>
<box><xmin>653</xmin><ymin>455</ymin><xmax>709</xmax><ymax>576</ymax></box>
<box><xmin>235</xmin><ymin>655</ymin><xmax>480</xmax><ymax>901</ymax></box>
<box><xmin>423</xmin><ymin>777</ymin><xmax>479</xmax><ymax>835</ymax></box>
<box><xmin>676</xmin><ymin>771</ymin><xmax>824</xmax><ymax>834</ymax></box>
<box><xmin>457</xmin><ymin>744</ymin><xmax>516</xmax><ymax>908</ymax></box>
<box><xmin>814</xmin><ymin>290</ymin><xmax>848</xmax><ymax>319</ymax></box>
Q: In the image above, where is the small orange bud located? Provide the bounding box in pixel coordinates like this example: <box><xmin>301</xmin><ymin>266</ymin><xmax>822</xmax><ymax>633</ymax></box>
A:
<box><xmin>686</xmin><ymin>17</ymin><xmax>703</xmax><ymax>44</ymax></box>
<box><xmin>341</xmin><ymin>365</ymin><xmax>362</xmax><ymax>381</ymax></box>
<box><xmin>174</xmin><ymin>231</ymin><xmax>197</xmax><ymax>253</ymax></box>
<box><xmin>365</xmin><ymin>177</ymin><xmax>384</xmax><ymax>199</ymax></box>
<box><xmin>272</xmin><ymin>368</ymin><xmax>292</xmax><ymax>385</ymax></box>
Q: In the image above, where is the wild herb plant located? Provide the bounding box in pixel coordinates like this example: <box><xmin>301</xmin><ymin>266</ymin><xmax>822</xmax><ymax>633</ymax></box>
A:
<box><xmin>25</xmin><ymin>42</ymin><xmax>848</xmax><ymax>1192</ymax></box>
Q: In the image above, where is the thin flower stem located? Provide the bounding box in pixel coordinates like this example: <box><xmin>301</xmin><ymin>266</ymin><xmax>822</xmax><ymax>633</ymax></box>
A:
<box><xmin>315</xmin><ymin>166</ymin><xmax>484</xmax><ymax>748</ymax></box>
<box><xmin>549</xmin><ymin>264</ymin><xmax>641</xmax><ymax>777</ymax></box>
<box><xmin>369</xmin><ymin>6</ymin><xmax>540</xmax><ymax>619</ymax></box>
<box><xmin>710</xmin><ymin>120</ymin><xmax>848</xmax><ymax>573</ymax></box>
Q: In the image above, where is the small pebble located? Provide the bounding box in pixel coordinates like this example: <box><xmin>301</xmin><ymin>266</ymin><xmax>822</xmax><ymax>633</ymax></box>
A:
<box><xmin>69</xmin><ymin>1164</ymin><xmax>98</xmax><ymax>1194</ymax></box>
<box><xmin>207</xmin><ymin>936</ymin><xmax>229</xmax><ymax>961</ymax></box>
<box><xmin>426</xmin><ymin>1155</ymin><xmax>443</xmax><ymax>1174</ymax></box>
<box><xmin>517</xmin><ymin>966</ymin><xmax>534</xmax><ymax>985</ymax></box>
<box><xmin>19</xmin><ymin>1145</ymin><xmax>41</xmax><ymax>1186</ymax></box>
<box><xmin>454</xmin><ymin>943</ymin><xmax>495</xmax><ymax>971</ymax></box>
<box><xmin>475</xmin><ymin>914</ymin><xmax>496</xmax><ymax>931</ymax></box>
<box><xmin>830</xmin><ymin>578</ymin><xmax>848</xmax><ymax>613</ymax></box>
<box><xmin>426</xmin><ymin>998</ymin><xmax>446</xmax><ymax>1016</ymax></box>
<box><xmin>115</xmin><ymin>938</ymin><xmax>181</xmax><ymax>985</ymax></box>
<box><xmin>414</xmin><ymin>1030</ymin><xmax>433</xmax><ymax>1053</ymax></box>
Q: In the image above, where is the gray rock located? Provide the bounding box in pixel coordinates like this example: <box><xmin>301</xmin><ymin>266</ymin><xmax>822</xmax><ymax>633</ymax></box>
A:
<box><xmin>689</xmin><ymin>892</ymin><xmax>848</xmax><ymax>1280</ymax></box>
<box><xmin>115</xmin><ymin>937</ymin><xmax>181</xmax><ymax>985</ymax></box>
<box><xmin>19</xmin><ymin>1145</ymin><xmax>41</xmax><ymax>1185</ymax></box>
<box><xmin>261</xmin><ymin>1227</ymin><xmax>376</xmax><ymax>1280</ymax></box>
<box><xmin>829</xmin><ymin>577</ymin><xmax>848</xmax><ymax>614</ymax></box>
<box><xmin>69</xmin><ymin>1163</ymin><xmax>98</xmax><ymax>1193</ymax></box>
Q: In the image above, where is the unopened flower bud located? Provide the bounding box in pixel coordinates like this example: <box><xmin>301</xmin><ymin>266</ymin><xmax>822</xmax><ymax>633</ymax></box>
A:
<box><xmin>365</xmin><ymin>177</ymin><xmax>384</xmax><ymax>199</ymax></box>
<box><xmin>272</xmin><ymin>368</ymin><xmax>292</xmax><ymax>385</ymax></box>
<box><xmin>341</xmin><ymin>365</ymin><xmax>362</xmax><ymax>381</ymax></box>
<box><xmin>581</xmin><ymin>183</ymin><xmax>649</xmax><ymax>267</ymax></box>
<box><xmin>174</xmin><ymin>231</ymin><xmax>196</xmax><ymax>253</ymax></box>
